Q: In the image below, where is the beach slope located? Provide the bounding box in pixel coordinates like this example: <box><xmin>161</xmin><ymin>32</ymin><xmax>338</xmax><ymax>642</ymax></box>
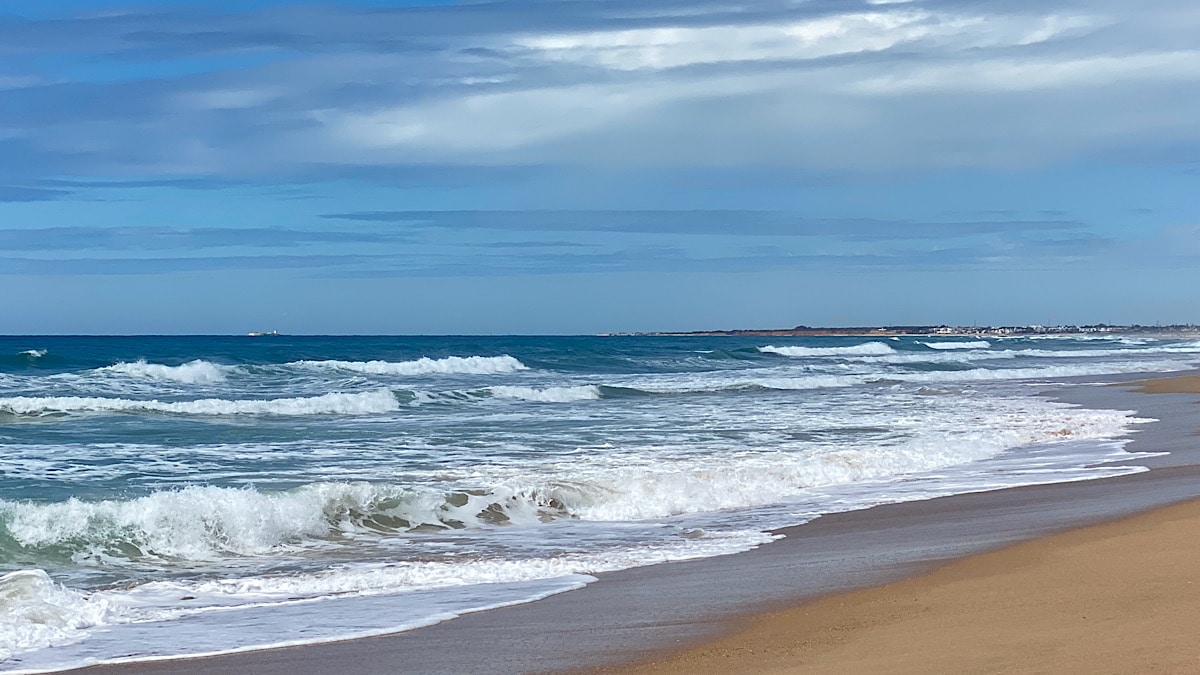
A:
<box><xmin>614</xmin><ymin>437</ymin><xmax>1200</xmax><ymax>672</ymax></box>
<box><xmin>613</xmin><ymin>498</ymin><xmax>1200</xmax><ymax>674</ymax></box>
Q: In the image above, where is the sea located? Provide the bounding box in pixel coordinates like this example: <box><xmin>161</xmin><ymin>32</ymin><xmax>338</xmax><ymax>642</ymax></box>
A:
<box><xmin>2</xmin><ymin>333</ymin><xmax>1198</xmax><ymax>672</ymax></box>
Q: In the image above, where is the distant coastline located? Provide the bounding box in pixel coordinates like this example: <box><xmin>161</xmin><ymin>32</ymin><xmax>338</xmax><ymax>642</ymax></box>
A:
<box><xmin>619</xmin><ymin>323</ymin><xmax>1200</xmax><ymax>338</ymax></box>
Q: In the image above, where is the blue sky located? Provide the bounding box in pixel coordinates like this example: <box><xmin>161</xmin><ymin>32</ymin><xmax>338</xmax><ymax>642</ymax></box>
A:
<box><xmin>0</xmin><ymin>0</ymin><xmax>1197</xmax><ymax>334</ymax></box>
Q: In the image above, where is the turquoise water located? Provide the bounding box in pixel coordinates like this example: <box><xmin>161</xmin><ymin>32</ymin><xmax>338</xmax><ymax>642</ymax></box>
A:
<box><xmin>1</xmin><ymin>334</ymin><xmax>1196</xmax><ymax>670</ymax></box>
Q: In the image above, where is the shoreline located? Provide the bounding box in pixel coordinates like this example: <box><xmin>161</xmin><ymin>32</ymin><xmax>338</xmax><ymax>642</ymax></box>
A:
<box><xmin>54</xmin><ymin>372</ymin><xmax>1200</xmax><ymax>674</ymax></box>
<box><xmin>607</xmin><ymin>495</ymin><xmax>1200</xmax><ymax>674</ymax></box>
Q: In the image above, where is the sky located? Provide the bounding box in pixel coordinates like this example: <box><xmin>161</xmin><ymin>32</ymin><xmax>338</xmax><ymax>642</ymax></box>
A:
<box><xmin>0</xmin><ymin>0</ymin><xmax>1197</xmax><ymax>334</ymax></box>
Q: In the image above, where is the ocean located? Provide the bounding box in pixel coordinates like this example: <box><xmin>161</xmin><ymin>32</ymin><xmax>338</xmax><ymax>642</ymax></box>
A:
<box><xmin>1</xmin><ymin>334</ymin><xmax>1197</xmax><ymax>672</ymax></box>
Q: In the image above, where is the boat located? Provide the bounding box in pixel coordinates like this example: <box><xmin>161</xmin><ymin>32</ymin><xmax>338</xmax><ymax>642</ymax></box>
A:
<box><xmin>247</xmin><ymin>330</ymin><xmax>280</xmax><ymax>337</ymax></box>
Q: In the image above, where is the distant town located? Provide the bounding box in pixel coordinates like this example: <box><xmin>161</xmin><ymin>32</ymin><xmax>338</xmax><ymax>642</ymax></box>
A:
<box><xmin>628</xmin><ymin>324</ymin><xmax>1200</xmax><ymax>338</ymax></box>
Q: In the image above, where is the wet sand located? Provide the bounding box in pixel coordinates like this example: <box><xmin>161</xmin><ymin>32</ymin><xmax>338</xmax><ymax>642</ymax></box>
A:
<box><xmin>1126</xmin><ymin>374</ymin><xmax>1200</xmax><ymax>395</ymax></box>
<box><xmin>63</xmin><ymin>374</ymin><xmax>1200</xmax><ymax>675</ymax></box>
<box><xmin>608</xmin><ymin>494</ymin><xmax>1200</xmax><ymax>674</ymax></box>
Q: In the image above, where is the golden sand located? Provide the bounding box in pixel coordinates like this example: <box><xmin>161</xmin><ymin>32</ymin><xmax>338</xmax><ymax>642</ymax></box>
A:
<box><xmin>604</xmin><ymin>497</ymin><xmax>1200</xmax><ymax>675</ymax></box>
<box><xmin>1124</xmin><ymin>375</ymin><xmax>1200</xmax><ymax>395</ymax></box>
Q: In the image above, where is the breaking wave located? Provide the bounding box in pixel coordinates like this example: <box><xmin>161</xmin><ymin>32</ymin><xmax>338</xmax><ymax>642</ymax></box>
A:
<box><xmin>0</xmin><ymin>390</ymin><xmax>398</xmax><ymax>417</ymax></box>
<box><xmin>98</xmin><ymin>359</ymin><xmax>231</xmax><ymax>384</ymax></box>
<box><xmin>920</xmin><ymin>340</ymin><xmax>992</xmax><ymax>350</ymax></box>
<box><xmin>291</xmin><ymin>355</ymin><xmax>527</xmax><ymax>376</ymax></box>
<box><xmin>0</xmin><ymin>482</ymin><xmax>778</xmax><ymax>572</ymax></box>
<box><xmin>0</xmin><ymin>397</ymin><xmax>1139</xmax><ymax>565</ymax></box>
<box><xmin>489</xmin><ymin>385</ymin><xmax>601</xmax><ymax>403</ymax></box>
<box><xmin>18</xmin><ymin>350</ymin><xmax>47</xmax><ymax>359</ymax></box>
<box><xmin>0</xmin><ymin>570</ymin><xmax>128</xmax><ymax>662</ymax></box>
<box><xmin>759</xmin><ymin>342</ymin><xmax>896</xmax><ymax>357</ymax></box>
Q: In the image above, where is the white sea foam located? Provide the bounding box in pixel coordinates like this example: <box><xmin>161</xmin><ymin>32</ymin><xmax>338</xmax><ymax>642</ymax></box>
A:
<box><xmin>489</xmin><ymin>385</ymin><xmax>601</xmax><ymax>403</ymax></box>
<box><xmin>0</xmin><ymin>394</ymin><xmax>1139</xmax><ymax>566</ymax></box>
<box><xmin>921</xmin><ymin>340</ymin><xmax>991</xmax><ymax>350</ymax></box>
<box><xmin>292</xmin><ymin>355</ymin><xmax>527</xmax><ymax>376</ymax></box>
<box><xmin>0</xmin><ymin>570</ymin><xmax>127</xmax><ymax>662</ymax></box>
<box><xmin>17</xmin><ymin>350</ymin><xmax>47</xmax><ymax>359</ymax></box>
<box><xmin>1</xmin><ymin>483</ymin><xmax>420</xmax><ymax>561</ymax></box>
<box><xmin>759</xmin><ymin>342</ymin><xmax>896</xmax><ymax>357</ymax></box>
<box><xmin>0</xmin><ymin>526</ymin><xmax>774</xmax><ymax>667</ymax></box>
<box><xmin>0</xmin><ymin>390</ymin><xmax>398</xmax><ymax>417</ymax></box>
<box><xmin>623</xmin><ymin>357</ymin><xmax>1192</xmax><ymax>395</ymax></box>
<box><xmin>97</xmin><ymin>360</ymin><xmax>231</xmax><ymax>384</ymax></box>
<box><xmin>902</xmin><ymin>361</ymin><xmax>1186</xmax><ymax>384</ymax></box>
<box><xmin>140</xmin><ymin>529</ymin><xmax>772</xmax><ymax>605</ymax></box>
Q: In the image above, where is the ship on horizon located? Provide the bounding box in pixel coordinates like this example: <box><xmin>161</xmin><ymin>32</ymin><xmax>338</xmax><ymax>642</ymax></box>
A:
<box><xmin>247</xmin><ymin>329</ymin><xmax>280</xmax><ymax>337</ymax></box>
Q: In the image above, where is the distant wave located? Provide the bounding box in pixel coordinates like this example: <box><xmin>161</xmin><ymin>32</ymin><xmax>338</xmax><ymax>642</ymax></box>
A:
<box><xmin>98</xmin><ymin>359</ymin><xmax>231</xmax><ymax>384</ymax></box>
<box><xmin>292</xmin><ymin>355</ymin><xmax>527</xmax><ymax>376</ymax></box>
<box><xmin>0</xmin><ymin>390</ymin><xmax>398</xmax><ymax>417</ymax></box>
<box><xmin>19</xmin><ymin>349</ymin><xmax>47</xmax><ymax>359</ymax></box>
<box><xmin>488</xmin><ymin>385</ymin><xmax>601</xmax><ymax>403</ymax></box>
<box><xmin>920</xmin><ymin>340</ymin><xmax>991</xmax><ymax>350</ymax></box>
<box><xmin>758</xmin><ymin>342</ymin><xmax>896</xmax><ymax>357</ymax></box>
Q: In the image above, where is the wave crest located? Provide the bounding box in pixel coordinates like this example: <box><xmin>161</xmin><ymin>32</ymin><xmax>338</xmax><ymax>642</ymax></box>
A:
<box><xmin>759</xmin><ymin>342</ymin><xmax>896</xmax><ymax>357</ymax></box>
<box><xmin>0</xmin><ymin>483</ymin><xmax>563</xmax><ymax>562</ymax></box>
<box><xmin>0</xmin><ymin>569</ymin><xmax>124</xmax><ymax>661</ymax></box>
<box><xmin>98</xmin><ymin>359</ymin><xmax>231</xmax><ymax>384</ymax></box>
<box><xmin>292</xmin><ymin>355</ymin><xmax>527</xmax><ymax>376</ymax></box>
<box><xmin>920</xmin><ymin>340</ymin><xmax>992</xmax><ymax>350</ymax></box>
<box><xmin>489</xmin><ymin>385</ymin><xmax>601</xmax><ymax>403</ymax></box>
<box><xmin>0</xmin><ymin>390</ymin><xmax>398</xmax><ymax>417</ymax></box>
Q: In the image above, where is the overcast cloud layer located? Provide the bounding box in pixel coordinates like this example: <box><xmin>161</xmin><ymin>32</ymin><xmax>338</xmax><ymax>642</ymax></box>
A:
<box><xmin>0</xmin><ymin>0</ymin><xmax>1196</xmax><ymax>333</ymax></box>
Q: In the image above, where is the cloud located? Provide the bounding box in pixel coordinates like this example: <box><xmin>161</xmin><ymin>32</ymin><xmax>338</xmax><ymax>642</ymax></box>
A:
<box><xmin>0</xmin><ymin>253</ymin><xmax>389</xmax><ymax>276</ymax></box>
<box><xmin>0</xmin><ymin>226</ymin><xmax>411</xmax><ymax>251</ymax></box>
<box><xmin>0</xmin><ymin>0</ymin><xmax>1196</xmax><ymax>181</ymax></box>
<box><xmin>0</xmin><ymin>185</ymin><xmax>72</xmax><ymax>202</ymax></box>
<box><xmin>320</xmin><ymin>209</ymin><xmax>1086</xmax><ymax>239</ymax></box>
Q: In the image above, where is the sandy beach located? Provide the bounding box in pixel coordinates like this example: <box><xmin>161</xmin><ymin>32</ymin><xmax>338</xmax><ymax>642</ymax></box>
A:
<box><xmin>609</xmin><ymin>494</ymin><xmax>1200</xmax><ymax>674</ymax></box>
<box><xmin>606</xmin><ymin>375</ymin><xmax>1200</xmax><ymax>674</ymax></box>
<box><xmin>60</xmin><ymin>374</ymin><xmax>1200</xmax><ymax>675</ymax></box>
<box><xmin>1127</xmin><ymin>374</ymin><xmax>1200</xmax><ymax>395</ymax></box>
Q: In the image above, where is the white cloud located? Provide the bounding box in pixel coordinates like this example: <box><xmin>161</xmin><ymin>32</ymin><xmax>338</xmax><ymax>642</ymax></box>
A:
<box><xmin>9</xmin><ymin>0</ymin><xmax>1199</xmax><ymax>176</ymax></box>
<box><xmin>172</xmin><ymin>87</ymin><xmax>286</xmax><ymax>111</ymax></box>
<box><xmin>511</xmin><ymin>11</ymin><xmax>1099</xmax><ymax>72</ymax></box>
<box><xmin>849</xmin><ymin>50</ymin><xmax>1200</xmax><ymax>95</ymax></box>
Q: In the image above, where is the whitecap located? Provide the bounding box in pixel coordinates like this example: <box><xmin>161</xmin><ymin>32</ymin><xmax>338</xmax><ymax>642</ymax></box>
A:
<box><xmin>920</xmin><ymin>340</ymin><xmax>991</xmax><ymax>350</ymax></box>
<box><xmin>292</xmin><ymin>355</ymin><xmax>527</xmax><ymax>376</ymax></box>
<box><xmin>759</xmin><ymin>342</ymin><xmax>896</xmax><ymax>357</ymax></box>
<box><xmin>98</xmin><ymin>360</ymin><xmax>231</xmax><ymax>384</ymax></box>
<box><xmin>0</xmin><ymin>570</ymin><xmax>126</xmax><ymax>661</ymax></box>
<box><xmin>0</xmin><ymin>390</ymin><xmax>398</xmax><ymax>417</ymax></box>
<box><xmin>488</xmin><ymin>385</ymin><xmax>601</xmax><ymax>403</ymax></box>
